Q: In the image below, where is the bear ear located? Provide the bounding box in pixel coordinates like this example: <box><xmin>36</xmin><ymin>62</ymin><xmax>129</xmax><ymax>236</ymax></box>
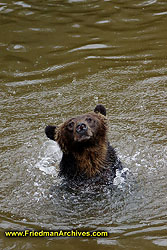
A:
<box><xmin>94</xmin><ymin>104</ymin><xmax>106</xmax><ymax>116</ymax></box>
<box><xmin>45</xmin><ymin>125</ymin><xmax>57</xmax><ymax>140</ymax></box>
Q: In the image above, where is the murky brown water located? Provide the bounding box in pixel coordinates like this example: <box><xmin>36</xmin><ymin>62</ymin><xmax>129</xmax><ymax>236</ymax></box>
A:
<box><xmin>0</xmin><ymin>0</ymin><xmax>167</xmax><ymax>249</ymax></box>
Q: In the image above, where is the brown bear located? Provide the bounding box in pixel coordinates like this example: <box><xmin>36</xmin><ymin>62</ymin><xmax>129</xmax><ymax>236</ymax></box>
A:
<box><xmin>45</xmin><ymin>104</ymin><xmax>123</xmax><ymax>185</ymax></box>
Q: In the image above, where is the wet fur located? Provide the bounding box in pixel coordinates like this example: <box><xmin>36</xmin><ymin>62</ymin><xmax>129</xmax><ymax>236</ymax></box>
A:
<box><xmin>45</xmin><ymin>105</ymin><xmax>123</xmax><ymax>184</ymax></box>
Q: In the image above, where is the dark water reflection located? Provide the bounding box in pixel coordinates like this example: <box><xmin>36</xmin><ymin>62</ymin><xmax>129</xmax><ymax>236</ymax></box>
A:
<box><xmin>0</xmin><ymin>0</ymin><xmax>167</xmax><ymax>249</ymax></box>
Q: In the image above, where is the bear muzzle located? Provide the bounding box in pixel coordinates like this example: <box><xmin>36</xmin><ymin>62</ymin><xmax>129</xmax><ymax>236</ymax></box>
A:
<box><xmin>76</xmin><ymin>123</ymin><xmax>88</xmax><ymax>134</ymax></box>
<box><xmin>74</xmin><ymin>122</ymin><xmax>93</xmax><ymax>142</ymax></box>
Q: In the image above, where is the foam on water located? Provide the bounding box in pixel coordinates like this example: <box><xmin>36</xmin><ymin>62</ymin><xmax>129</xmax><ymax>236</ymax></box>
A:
<box><xmin>34</xmin><ymin>140</ymin><xmax>62</xmax><ymax>176</ymax></box>
<box><xmin>113</xmin><ymin>167</ymin><xmax>131</xmax><ymax>189</ymax></box>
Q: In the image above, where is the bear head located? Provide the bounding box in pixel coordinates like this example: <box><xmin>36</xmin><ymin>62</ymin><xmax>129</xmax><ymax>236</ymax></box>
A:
<box><xmin>45</xmin><ymin>104</ymin><xmax>107</xmax><ymax>153</ymax></box>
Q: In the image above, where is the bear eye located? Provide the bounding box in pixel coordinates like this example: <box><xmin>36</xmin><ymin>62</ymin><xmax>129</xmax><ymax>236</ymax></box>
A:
<box><xmin>67</xmin><ymin>121</ymin><xmax>74</xmax><ymax>131</ymax></box>
<box><xmin>86</xmin><ymin>117</ymin><xmax>92</xmax><ymax>123</ymax></box>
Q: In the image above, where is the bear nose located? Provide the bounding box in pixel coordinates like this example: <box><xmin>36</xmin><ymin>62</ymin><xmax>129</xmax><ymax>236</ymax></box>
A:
<box><xmin>76</xmin><ymin>123</ymin><xmax>88</xmax><ymax>134</ymax></box>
